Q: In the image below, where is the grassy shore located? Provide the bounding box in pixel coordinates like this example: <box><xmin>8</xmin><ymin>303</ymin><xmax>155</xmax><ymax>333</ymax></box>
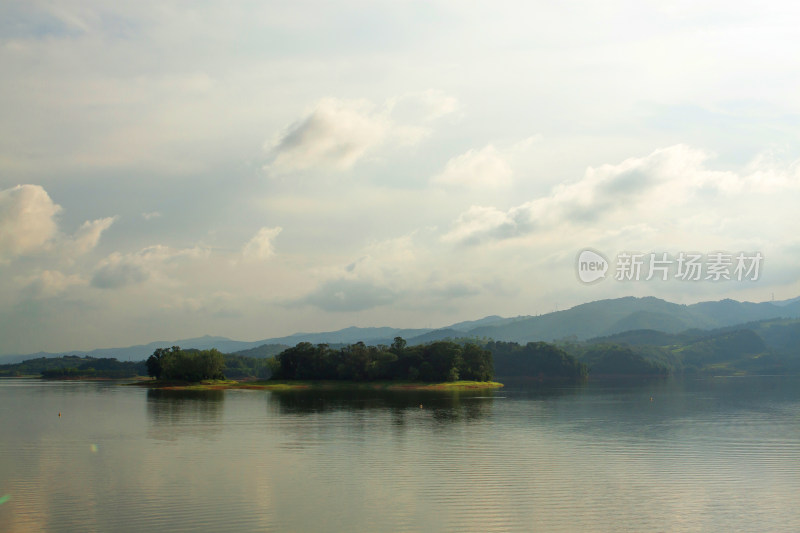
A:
<box><xmin>129</xmin><ymin>379</ymin><xmax>504</xmax><ymax>391</ymax></box>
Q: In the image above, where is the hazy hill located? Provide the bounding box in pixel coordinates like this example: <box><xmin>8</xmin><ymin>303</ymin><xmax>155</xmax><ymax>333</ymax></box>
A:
<box><xmin>4</xmin><ymin>295</ymin><xmax>799</xmax><ymax>363</ymax></box>
<box><xmin>465</xmin><ymin>296</ymin><xmax>800</xmax><ymax>343</ymax></box>
<box><xmin>0</xmin><ymin>335</ymin><xmax>268</xmax><ymax>365</ymax></box>
<box><xmin>466</xmin><ymin>297</ymin><xmax>701</xmax><ymax>342</ymax></box>
<box><xmin>230</xmin><ymin>344</ymin><xmax>290</xmax><ymax>358</ymax></box>
<box><xmin>587</xmin><ymin>329</ymin><xmax>697</xmax><ymax>347</ymax></box>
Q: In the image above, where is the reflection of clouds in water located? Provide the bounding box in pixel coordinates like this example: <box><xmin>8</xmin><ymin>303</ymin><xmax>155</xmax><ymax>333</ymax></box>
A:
<box><xmin>3</xmin><ymin>379</ymin><xmax>800</xmax><ymax>531</ymax></box>
<box><xmin>146</xmin><ymin>389</ymin><xmax>225</xmax><ymax>441</ymax></box>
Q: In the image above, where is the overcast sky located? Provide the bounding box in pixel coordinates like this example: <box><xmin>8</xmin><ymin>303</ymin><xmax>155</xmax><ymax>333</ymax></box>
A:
<box><xmin>2</xmin><ymin>0</ymin><xmax>800</xmax><ymax>354</ymax></box>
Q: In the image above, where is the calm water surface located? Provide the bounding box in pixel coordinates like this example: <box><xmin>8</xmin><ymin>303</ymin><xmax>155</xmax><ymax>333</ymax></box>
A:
<box><xmin>1</xmin><ymin>376</ymin><xmax>800</xmax><ymax>532</ymax></box>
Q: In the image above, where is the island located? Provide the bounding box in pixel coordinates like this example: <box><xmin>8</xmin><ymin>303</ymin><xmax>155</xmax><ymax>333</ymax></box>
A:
<box><xmin>136</xmin><ymin>339</ymin><xmax>503</xmax><ymax>391</ymax></box>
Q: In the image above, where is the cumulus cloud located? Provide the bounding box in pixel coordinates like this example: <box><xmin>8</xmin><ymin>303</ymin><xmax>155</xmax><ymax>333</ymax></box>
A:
<box><xmin>91</xmin><ymin>254</ymin><xmax>149</xmax><ymax>289</ymax></box>
<box><xmin>432</xmin><ymin>144</ymin><xmax>513</xmax><ymax>188</ymax></box>
<box><xmin>265</xmin><ymin>92</ymin><xmax>458</xmax><ymax>173</ymax></box>
<box><xmin>267</xmin><ymin>98</ymin><xmax>391</xmax><ymax>172</ymax></box>
<box><xmin>431</xmin><ymin>137</ymin><xmax>541</xmax><ymax>189</ymax></box>
<box><xmin>21</xmin><ymin>270</ymin><xmax>86</xmax><ymax>298</ymax></box>
<box><xmin>441</xmin><ymin>144</ymin><xmax>775</xmax><ymax>245</ymax></box>
<box><xmin>242</xmin><ymin>226</ymin><xmax>282</xmax><ymax>260</ymax></box>
<box><xmin>0</xmin><ymin>184</ymin><xmax>61</xmax><ymax>262</ymax></box>
<box><xmin>69</xmin><ymin>216</ymin><xmax>117</xmax><ymax>256</ymax></box>
<box><xmin>442</xmin><ymin>205</ymin><xmax>531</xmax><ymax>244</ymax></box>
<box><xmin>91</xmin><ymin>245</ymin><xmax>208</xmax><ymax>289</ymax></box>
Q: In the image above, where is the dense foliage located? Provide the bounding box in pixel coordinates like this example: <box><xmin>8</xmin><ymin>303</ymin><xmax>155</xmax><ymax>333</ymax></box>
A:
<box><xmin>487</xmin><ymin>341</ymin><xmax>588</xmax><ymax>379</ymax></box>
<box><xmin>146</xmin><ymin>346</ymin><xmax>225</xmax><ymax>382</ymax></box>
<box><xmin>582</xmin><ymin>345</ymin><xmax>669</xmax><ymax>377</ymax></box>
<box><xmin>564</xmin><ymin>324</ymin><xmax>797</xmax><ymax>376</ymax></box>
<box><xmin>271</xmin><ymin>338</ymin><xmax>494</xmax><ymax>382</ymax></box>
<box><xmin>223</xmin><ymin>353</ymin><xmax>273</xmax><ymax>379</ymax></box>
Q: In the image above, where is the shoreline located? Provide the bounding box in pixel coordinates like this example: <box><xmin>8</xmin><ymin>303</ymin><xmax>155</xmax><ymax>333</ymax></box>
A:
<box><xmin>128</xmin><ymin>379</ymin><xmax>504</xmax><ymax>391</ymax></box>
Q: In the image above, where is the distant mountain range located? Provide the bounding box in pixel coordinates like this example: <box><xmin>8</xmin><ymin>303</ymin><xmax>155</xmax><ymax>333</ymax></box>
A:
<box><xmin>3</xmin><ymin>295</ymin><xmax>799</xmax><ymax>364</ymax></box>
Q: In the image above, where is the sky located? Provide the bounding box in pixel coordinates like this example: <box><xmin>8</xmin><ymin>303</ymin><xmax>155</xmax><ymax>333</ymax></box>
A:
<box><xmin>2</xmin><ymin>0</ymin><xmax>800</xmax><ymax>355</ymax></box>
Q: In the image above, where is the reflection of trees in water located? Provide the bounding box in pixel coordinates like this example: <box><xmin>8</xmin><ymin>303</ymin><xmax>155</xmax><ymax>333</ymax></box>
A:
<box><xmin>146</xmin><ymin>389</ymin><xmax>224</xmax><ymax>441</ymax></box>
<box><xmin>267</xmin><ymin>389</ymin><xmax>495</xmax><ymax>424</ymax></box>
<box><xmin>501</xmin><ymin>376</ymin><xmax>800</xmax><ymax>440</ymax></box>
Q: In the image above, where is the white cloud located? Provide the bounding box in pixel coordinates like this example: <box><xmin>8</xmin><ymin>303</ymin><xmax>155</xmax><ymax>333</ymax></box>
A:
<box><xmin>242</xmin><ymin>226</ymin><xmax>282</xmax><ymax>261</ymax></box>
<box><xmin>431</xmin><ymin>137</ymin><xmax>541</xmax><ymax>189</ymax></box>
<box><xmin>266</xmin><ymin>98</ymin><xmax>392</xmax><ymax>173</ymax></box>
<box><xmin>432</xmin><ymin>144</ymin><xmax>513</xmax><ymax>188</ymax></box>
<box><xmin>91</xmin><ymin>245</ymin><xmax>209</xmax><ymax>290</ymax></box>
<box><xmin>442</xmin><ymin>144</ymin><xmax>800</xmax><ymax>245</ymax></box>
<box><xmin>0</xmin><ymin>184</ymin><xmax>61</xmax><ymax>263</ymax></box>
<box><xmin>441</xmin><ymin>205</ymin><xmax>525</xmax><ymax>244</ymax></box>
<box><xmin>265</xmin><ymin>92</ymin><xmax>458</xmax><ymax>173</ymax></box>
<box><xmin>142</xmin><ymin>211</ymin><xmax>161</xmax><ymax>220</ymax></box>
<box><xmin>69</xmin><ymin>216</ymin><xmax>117</xmax><ymax>256</ymax></box>
<box><xmin>0</xmin><ymin>185</ymin><xmax>117</xmax><ymax>264</ymax></box>
<box><xmin>21</xmin><ymin>270</ymin><xmax>86</xmax><ymax>298</ymax></box>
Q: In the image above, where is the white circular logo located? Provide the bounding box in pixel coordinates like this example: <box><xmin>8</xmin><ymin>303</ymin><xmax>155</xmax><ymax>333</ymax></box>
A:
<box><xmin>576</xmin><ymin>249</ymin><xmax>608</xmax><ymax>284</ymax></box>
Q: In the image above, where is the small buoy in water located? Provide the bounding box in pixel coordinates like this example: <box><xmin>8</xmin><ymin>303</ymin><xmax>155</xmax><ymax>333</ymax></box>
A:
<box><xmin>419</xmin><ymin>404</ymin><xmax>423</xmax><ymax>409</ymax></box>
<box><xmin>58</xmin><ymin>412</ymin><xmax>61</xmax><ymax>417</ymax></box>
<box><xmin>649</xmin><ymin>396</ymin><xmax>654</xmax><ymax>402</ymax></box>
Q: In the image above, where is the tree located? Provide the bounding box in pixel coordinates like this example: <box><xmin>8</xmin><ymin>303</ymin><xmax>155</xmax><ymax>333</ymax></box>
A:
<box><xmin>146</xmin><ymin>346</ymin><xmax>180</xmax><ymax>379</ymax></box>
<box><xmin>460</xmin><ymin>343</ymin><xmax>494</xmax><ymax>381</ymax></box>
<box><xmin>147</xmin><ymin>346</ymin><xmax>225</xmax><ymax>381</ymax></box>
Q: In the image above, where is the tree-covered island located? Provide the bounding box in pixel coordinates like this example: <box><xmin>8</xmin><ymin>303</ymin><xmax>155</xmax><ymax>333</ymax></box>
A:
<box><xmin>140</xmin><ymin>338</ymin><xmax>502</xmax><ymax>391</ymax></box>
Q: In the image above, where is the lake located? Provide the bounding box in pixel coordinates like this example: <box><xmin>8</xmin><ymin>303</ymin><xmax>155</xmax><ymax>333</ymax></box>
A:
<box><xmin>2</xmin><ymin>376</ymin><xmax>800</xmax><ymax>532</ymax></box>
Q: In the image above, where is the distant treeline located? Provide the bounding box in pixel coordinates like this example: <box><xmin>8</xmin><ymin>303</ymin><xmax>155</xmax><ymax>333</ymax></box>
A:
<box><xmin>560</xmin><ymin>324</ymin><xmax>800</xmax><ymax>377</ymax></box>
<box><xmin>272</xmin><ymin>338</ymin><xmax>493</xmax><ymax>382</ymax></box>
<box><xmin>0</xmin><ymin>356</ymin><xmax>146</xmax><ymax>378</ymax></box>
<box><xmin>7</xmin><ymin>319</ymin><xmax>797</xmax><ymax>382</ymax></box>
<box><xmin>487</xmin><ymin>341</ymin><xmax>588</xmax><ymax>379</ymax></box>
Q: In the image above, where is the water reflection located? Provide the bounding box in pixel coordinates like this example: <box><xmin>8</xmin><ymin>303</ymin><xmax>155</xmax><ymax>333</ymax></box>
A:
<box><xmin>146</xmin><ymin>389</ymin><xmax>224</xmax><ymax>441</ymax></box>
<box><xmin>3</xmin><ymin>377</ymin><xmax>800</xmax><ymax>532</ymax></box>
<box><xmin>267</xmin><ymin>388</ymin><xmax>495</xmax><ymax>423</ymax></box>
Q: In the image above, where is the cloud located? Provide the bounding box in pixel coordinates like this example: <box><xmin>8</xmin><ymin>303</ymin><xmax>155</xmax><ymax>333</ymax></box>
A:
<box><xmin>242</xmin><ymin>226</ymin><xmax>282</xmax><ymax>260</ymax></box>
<box><xmin>21</xmin><ymin>270</ymin><xmax>86</xmax><ymax>298</ymax></box>
<box><xmin>142</xmin><ymin>211</ymin><xmax>161</xmax><ymax>220</ymax></box>
<box><xmin>0</xmin><ymin>184</ymin><xmax>61</xmax><ymax>262</ymax></box>
<box><xmin>442</xmin><ymin>205</ymin><xmax>530</xmax><ymax>244</ymax></box>
<box><xmin>431</xmin><ymin>137</ymin><xmax>540</xmax><ymax>189</ymax></box>
<box><xmin>69</xmin><ymin>216</ymin><xmax>117</xmax><ymax>256</ymax></box>
<box><xmin>431</xmin><ymin>144</ymin><xmax>513</xmax><ymax>188</ymax></box>
<box><xmin>441</xmin><ymin>144</ymin><xmax>774</xmax><ymax>245</ymax></box>
<box><xmin>91</xmin><ymin>253</ymin><xmax>150</xmax><ymax>289</ymax></box>
<box><xmin>91</xmin><ymin>245</ymin><xmax>208</xmax><ymax>289</ymax></box>
<box><xmin>299</xmin><ymin>278</ymin><xmax>397</xmax><ymax>312</ymax></box>
<box><xmin>267</xmin><ymin>98</ymin><xmax>392</xmax><ymax>172</ymax></box>
<box><xmin>265</xmin><ymin>92</ymin><xmax>458</xmax><ymax>173</ymax></box>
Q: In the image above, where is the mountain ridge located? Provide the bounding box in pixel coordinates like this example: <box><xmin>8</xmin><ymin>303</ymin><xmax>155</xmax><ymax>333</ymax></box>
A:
<box><xmin>3</xmin><ymin>295</ymin><xmax>798</xmax><ymax>363</ymax></box>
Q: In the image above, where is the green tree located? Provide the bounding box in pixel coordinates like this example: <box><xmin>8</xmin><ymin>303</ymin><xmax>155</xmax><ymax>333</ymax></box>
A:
<box><xmin>147</xmin><ymin>347</ymin><xmax>225</xmax><ymax>381</ymax></box>
<box><xmin>146</xmin><ymin>346</ymin><xmax>180</xmax><ymax>379</ymax></box>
